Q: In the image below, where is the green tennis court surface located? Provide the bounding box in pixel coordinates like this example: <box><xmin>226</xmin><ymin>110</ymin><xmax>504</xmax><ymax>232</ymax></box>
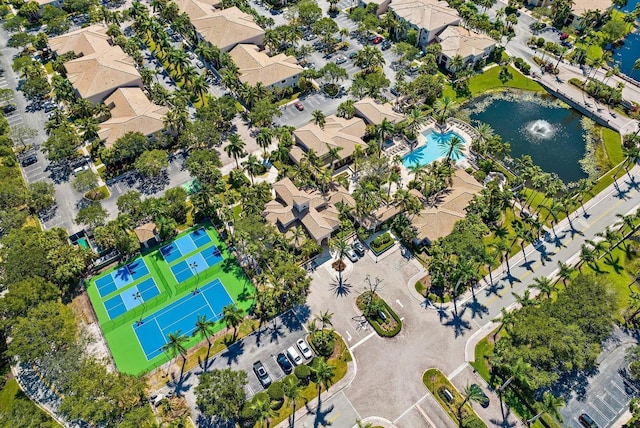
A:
<box><xmin>86</xmin><ymin>222</ymin><xmax>254</xmax><ymax>375</ymax></box>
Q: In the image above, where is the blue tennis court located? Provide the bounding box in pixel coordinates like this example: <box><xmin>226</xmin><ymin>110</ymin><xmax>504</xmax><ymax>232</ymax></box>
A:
<box><xmin>103</xmin><ymin>278</ymin><xmax>160</xmax><ymax>320</ymax></box>
<box><xmin>133</xmin><ymin>279</ymin><xmax>234</xmax><ymax>360</ymax></box>
<box><xmin>160</xmin><ymin>228</ymin><xmax>212</xmax><ymax>263</ymax></box>
<box><xmin>170</xmin><ymin>246</ymin><xmax>223</xmax><ymax>283</ymax></box>
<box><xmin>94</xmin><ymin>258</ymin><xmax>149</xmax><ymax>298</ymax></box>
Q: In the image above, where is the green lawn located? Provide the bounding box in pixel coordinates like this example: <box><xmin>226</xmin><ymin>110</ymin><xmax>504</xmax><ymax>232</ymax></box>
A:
<box><xmin>443</xmin><ymin>65</ymin><xmax>545</xmax><ymax>101</ymax></box>
<box><xmin>86</xmin><ymin>222</ymin><xmax>254</xmax><ymax>375</ymax></box>
<box><xmin>0</xmin><ymin>379</ymin><xmax>59</xmax><ymax>427</ymax></box>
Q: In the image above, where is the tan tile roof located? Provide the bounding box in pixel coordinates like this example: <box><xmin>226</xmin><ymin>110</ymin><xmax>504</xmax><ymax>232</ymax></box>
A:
<box><xmin>134</xmin><ymin>222</ymin><xmax>157</xmax><ymax>243</ymax></box>
<box><xmin>229</xmin><ymin>44</ymin><xmax>302</xmax><ymax>87</ymax></box>
<box><xmin>173</xmin><ymin>0</ymin><xmax>220</xmax><ymax>19</ymax></box>
<box><xmin>64</xmin><ymin>46</ymin><xmax>142</xmax><ymax>103</ymax></box>
<box><xmin>192</xmin><ymin>7</ymin><xmax>264</xmax><ymax>52</ymax></box>
<box><xmin>358</xmin><ymin>204</ymin><xmax>400</xmax><ymax>230</ymax></box>
<box><xmin>436</xmin><ymin>26</ymin><xmax>496</xmax><ymax>61</ymax></box>
<box><xmin>354</xmin><ymin>97</ymin><xmax>405</xmax><ymax>125</ymax></box>
<box><xmin>98</xmin><ymin>88</ymin><xmax>168</xmax><ymax>148</ymax></box>
<box><xmin>49</xmin><ymin>24</ymin><xmax>112</xmax><ymax>57</ymax></box>
<box><xmin>390</xmin><ymin>0</ymin><xmax>460</xmax><ymax>31</ymax></box>
<box><xmin>572</xmin><ymin>0</ymin><xmax>612</xmax><ymax>15</ymax></box>
<box><xmin>410</xmin><ymin>169</ymin><xmax>483</xmax><ymax>243</ymax></box>
<box><xmin>264</xmin><ymin>178</ymin><xmax>355</xmax><ymax>243</ymax></box>
<box><xmin>293</xmin><ymin>115</ymin><xmax>367</xmax><ymax>163</ymax></box>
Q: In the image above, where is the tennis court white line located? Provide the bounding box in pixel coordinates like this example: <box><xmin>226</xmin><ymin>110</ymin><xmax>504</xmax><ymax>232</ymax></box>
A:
<box><xmin>200</xmin><ymin>288</ymin><xmax>218</xmax><ymax>318</ymax></box>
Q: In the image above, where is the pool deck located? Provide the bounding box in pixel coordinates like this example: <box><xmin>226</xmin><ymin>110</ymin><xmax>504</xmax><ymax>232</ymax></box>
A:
<box><xmin>385</xmin><ymin>120</ymin><xmax>476</xmax><ymax>187</ymax></box>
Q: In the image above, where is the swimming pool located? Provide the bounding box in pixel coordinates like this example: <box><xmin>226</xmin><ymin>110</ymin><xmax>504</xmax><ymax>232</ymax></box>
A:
<box><xmin>402</xmin><ymin>129</ymin><xmax>466</xmax><ymax>168</ymax></box>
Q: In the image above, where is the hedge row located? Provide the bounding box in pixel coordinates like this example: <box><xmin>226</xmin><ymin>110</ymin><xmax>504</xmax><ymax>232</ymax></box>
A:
<box><xmin>370</xmin><ymin>232</ymin><xmax>394</xmax><ymax>255</ymax></box>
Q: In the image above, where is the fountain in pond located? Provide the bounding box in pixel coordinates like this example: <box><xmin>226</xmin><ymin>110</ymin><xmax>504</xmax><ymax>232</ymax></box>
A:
<box><xmin>524</xmin><ymin>119</ymin><xmax>556</xmax><ymax>141</ymax></box>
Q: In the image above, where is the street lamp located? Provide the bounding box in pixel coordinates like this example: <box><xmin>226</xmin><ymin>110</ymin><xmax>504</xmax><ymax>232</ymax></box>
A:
<box><xmin>133</xmin><ymin>291</ymin><xmax>145</xmax><ymax>326</ymax></box>
<box><xmin>189</xmin><ymin>261</ymin><xmax>200</xmax><ymax>294</ymax></box>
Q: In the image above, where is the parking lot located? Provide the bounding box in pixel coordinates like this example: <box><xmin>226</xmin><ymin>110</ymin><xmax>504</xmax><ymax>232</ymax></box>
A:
<box><xmin>560</xmin><ymin>331</ymin><xmax>637</xmax><ymax>428</ymax></box>
<box><xmin>177</xmin><ymin>310</ymin><xmax>312</xmax><ymax>418</ymax></box>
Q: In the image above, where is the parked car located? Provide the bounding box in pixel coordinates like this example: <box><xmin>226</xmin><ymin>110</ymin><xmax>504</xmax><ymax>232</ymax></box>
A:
<box><xmin>348</xmin><ymin>51</ymin><xmax>357</xmax><ymax>59</ymax></box>
<box><xmin>276</xmin><ymin>353</ymin><xmax>293</xmax><ymax>374</ymax></box>
<box><xmin>472</xmin><ymin>384</ymin><xmax>490</xmax><ymax>407</ymax></box>
<box><xmin>43</xmin><ymin>101</ymin><xmax>56</xmax><ymax>112</ymax></box>
<box><xmin>352</xmin><ymin>240</ymin><xmax>366</xmax><ymax>256</ymax></box>
<box><xmin>3</xmin><ymin>104</ymin><xmax>16</xmax><ymax>114</ymax></box>
<box><xmin>561</xmin><ymin>40</ymin><xmax>573</xmax><ymax>48</ymax></box>
<box><xmin>578</xmin><ymin>413</ymin><xmax>598</xmax><ymax>428</ymax></box>
<box><xmin>187</xmin><ymin>51</ymin><xmax>196</xmax><ymax>60</ymax></box>
<box><xmin>372</xmin><ymin>36</ymin><xmax>383</xmax><ymax>44</ymax></box>
<box><xmin>560</xmin><ymin>32</ymin><xmax>569</xmax><ymax>40</ymax></box>
<box><xmin>196</xmin><ymin>60</ymin><xmax>204</xmax><ymax>69</ymax></box>
<box><xmin>303</xmin><ymin>33</ymin><xmax>317</xmax><ymax>41</ymax></box>
<box><xmin>390</xmin><ymin>86</ymin><xmax>400</xmax><ymax>96</ymax></box>
<box><xmin>293</xmin><ymin>100</ymin><xmax>304</xmax><ymax>111</ymax></box>
<box><xmin>270</xmin><ymin>8</ymin><xmax>283</xmax><ymax>14</ymax></box>
<box><xmin>334</xmin><ymin>55</ymin><xmax>347</xmax><ymax>64</ymax></box>
<box><xmin>381</xmin><ymin>40</ymin><xmax>392</xmax><ymax>50</ymax></box>
<box><xmin>286</xmin><ymin>346</ymin><xmax>303</xmax><ymax>365</ymax></box>
<box><xmin>345</xmin><ymin>246</ymin><xmax>359</xmax><ymax>262</ymax></box>
<box><xmin>296</xmin><ymin>338</ymin><xmax>313</xmax><ymax>359</ymax></box>
<box><xmin>20</xmin><ymin>155</ymin><xmax>37</xmax><ymax>167</ymax></box>
<box><xmin>253</xmin><ymin>361</ymin><xmax>272</xmax><ymax>388</ymax></box>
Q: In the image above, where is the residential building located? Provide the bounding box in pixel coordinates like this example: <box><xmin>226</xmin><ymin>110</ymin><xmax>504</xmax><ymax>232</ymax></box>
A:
<box><xmin>389</xmin><ymin>0</ymin><xmax>460</xmax><ymax>46</ymax></box>
<box><xmin>290</xmin><ymin>115</ymin><xmax>367</xmax><ymax>168</ymax></box>
<box><xmin>191</xmin><ymin>6</ymin><xmax>264</xmax><ymax>52</ymax></box>
<box><xmin>263</xmin><ymin>178</ymin><xmax>355</xmax><ymax>245</ymax></box>
<box><xmin>229</xmin><ymin>44</ymin><xmax>302</xmax><ymax>88</ymax></box>
<box><xmin>48</xmin><ymin>24</ymin><xmax>112</xmax><ymax>57</ymax></box>
<box><xmin>409</xmin><ymin>169</ymin><xmax>482</xmax><ymax>246</ymax></box>
<box><xmin>354</xmin><ymin>97</ymin><xmax>404</xmax><ymax>125</ymax></box>
<box><xmin>98</xmin><ymin>88</ymin><xmax>168</xmax><ymax>148</ymax></box>
<box><xmin>358</xmin><ymin>0</ymin><xmax>392</xmax><ymax>15</ymax></box>
<box><xmin>173</xmin><ymin>0</ymin><xmax>221</xmax><ymax>20</ymax></box>
<box><xmin>64</xmin><ymin>46</ymin><xmax>143</xmax><ymax>104</ymax></box>
<box><xmin>435</xmin><ymin>26</ymin><xmax>496</xmax><ymax>72</ymax></box>
<box><xmin>524</xmin><ymin>0</ymin><xmax>613</xmax><ymax>26</ymax></box>
<box><xmin>134</xmin><ymin>222</ymin><xmax>160</xmax><ymax>248</ymax></box>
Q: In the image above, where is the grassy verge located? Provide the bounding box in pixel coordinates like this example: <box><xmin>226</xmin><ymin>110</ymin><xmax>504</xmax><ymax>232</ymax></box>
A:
<box><xmin>0</xmin><ymin>379</ymin><xmax>60</xmax><ymax>427</ymax></box>
<box><xmin>422</xmin><ymin>368</ymin><xmax>486</xmax><ymax>427</ymax></box>
<box><xmin>443</xmin><ymin>65</ymin><xmax>545</xmax><ymax>101</ymax></box>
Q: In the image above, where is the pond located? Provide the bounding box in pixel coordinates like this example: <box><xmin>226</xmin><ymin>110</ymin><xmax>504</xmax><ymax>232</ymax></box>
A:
<box><xmin>469</xmin><ymin>95</ymin><xmax>588</xmax><ymax>183</ymax></box>
<box><xmin>613</xmin><ymin>0</ymin><xmax>640</xmax><ymax>81</ymax></box>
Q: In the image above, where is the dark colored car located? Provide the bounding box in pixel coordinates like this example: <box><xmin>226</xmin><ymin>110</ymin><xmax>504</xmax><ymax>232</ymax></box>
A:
<box><xmin>381</xmin><ymin>41</ymin><xmax>392</xmax><ymax>50</ymax></box>
<box><xmin>293</xmin><ymin>100</ymin><xmax>304</xmax><ymax>111</ymax></box>
<box><xmin>3</xmin><ymin>104</ymin><xmax>16</xmax><ymax>114</ymax></box>
<box><xmin>578</xmin><ymin>413</ymin><xmax>598</xmax><ymax>428</ymax></box>
<box><xmin>353</xmin><ymin>240</ymin><xmax>366</xmax><ymax>256</ymax></box>
<box><xmin>253</xmin><ymin>361</ymin><xmax>272</xmax><ymax>388</ymax></box>
<box><xmin>270</xmin><ymin>8</ymin><xmax>282</xmax><ymax>14</ymax></box>
<box><xmin>276</xmin><ymin>353</ymin><xmax>293</xmax><ymax>374</ymax></box>
<box><xmin>20</xmin><ymin>155</ymin><xmax>37</xmax><ymax>167</ymax></box>
<box><xmin>472</xmin><ymin>384</ymin><xmax>490</xmax><ymax>408</ymax></box>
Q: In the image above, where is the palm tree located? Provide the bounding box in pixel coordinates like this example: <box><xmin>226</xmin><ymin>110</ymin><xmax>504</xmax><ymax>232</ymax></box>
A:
<box><xmin>472</xmin><ymin>122</ymin><xmax>494</xmax><ymax>155</ymax></box>
<box><xmin>256</xmin><ymin>127</ymin><xmax>273</xmax><ymax>159</ymax></box>
<box><xmin>375</xmin><ymin>118</ymin><xmax>395</xmax><ymax>155</ymax></box>
<box><xmin>325</xmin><ymin>144</ymin><xmax>343</xmax><ymax>171</ymax></box>
<box><xmin>242</xmin><ymin>154</ymin><xmax>262</xmax><ymax>185</ymax></box>
<box><xmin>250</xmin><ymin>395</ymin><xmax>276</xmax><ymax>428</ymax></box>
<box><xmin>498</xmin><ymin>358</ymin><xmax>531</xmax><ymax>393</ymax></box>
<box><xmin>193</xmin><ymin>315</ymin><xmax>216</xmax><ymax>363</ymax></box>
<box><xmin>312</xmin><ymin>357</ymin><xmax>335</xmax><ymax>407</ymax></box>
<box><xmin>163</xmin><ymin>330</ymin><xmax>189</xmax><ymax>376</ymax></box>
<box><xmin>442</xmin><ymin>136</ymin><xmax>465</xmax><ymax>164</ymax></box>
<box><xmin>492</xmin><ymin>238</ymin><xmax>512</xmax><ymax>274</ymax></box>
<box><xmin>528</xmin><ymin>276</ymin><xmax>556</xmax><ymax>299</ymax></box>
<box><xmin>433</xmin><ymin>96</ymin><xmax>457</xmax><ymax>126</ymax></box>
<box><xmin>528</xmin><ymin>391</ymin><xmax>565</xmax><ymax>424</ymax></box>
<box><xmin>403</xmin><ymin>107</ymin><xmax>427</xmax><ymax>141</ymax></box>
<box><xmin>493</xmin><ymin>307</ymin><xmax>516</xmax><ymax>340</ymax></box>
<box><xmin>353</xmin><ymin>46</ymin><xmax>385</xmax><ymax>74</ymax></box>
<box><xmin>457</xmin><ymin>383</ymin><xmax>486</xmax><ymax>423</ymax></box>
<box><xmin>224</xmin><ymin>133</ymin><xmax>246</xmax><ymax>168</ymax></box>
<box><xmin>556</xmin><ymin>261</ymin><xmax>575</xmax><ymax>286</ymax></box>
<box><xmin>579</xmin><ymin>243</ymin><xmax>597</xmax><ymax>271</ymax></box>
<box><xmin>311</xmin><ymin>110</ymin><xmax>326</xmax><ymax>129</ymax></box>
<box><xmin>222</xmin><ymin>304</ymin><xmax>244</xmax><ymax>339</ymax></box>
<box><xmin>283</xmin><ymin>376</ymin><xmax>303</xmax><ymax>428</ymax></box>
<box><xmin>315</xmin><ymin>309</ymin><xmax>334</xmax><ymax>331</ymax></box>
<box><xmin>290</xmin><ymin>225</ymin><xmax>306</xmax><ymax>248</ymax></box>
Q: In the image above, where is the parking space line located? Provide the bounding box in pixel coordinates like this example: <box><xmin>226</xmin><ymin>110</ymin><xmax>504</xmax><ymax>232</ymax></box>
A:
<box><xmin>349</xmin><ymin>331</ymin><xmax>375</xmax><ymax>351</ymax></box>
<box><xmin>596</xmin><ymin>395</ymin><xmax>616</xmax><ymax>414</ymax></box>
<box><xmin>588</xmin><ymin>402</ymin><xmax>611</xmax><ymax>423</ymax></box>
<box><xmin>611</xmin><ymin>380</ymin><xmax>633</xmax><ymax>397</ymax></box>
<box><xmin>605</xmin><ymin>390</ymin><xmax>624</xmax><ymax>406</ymax></box>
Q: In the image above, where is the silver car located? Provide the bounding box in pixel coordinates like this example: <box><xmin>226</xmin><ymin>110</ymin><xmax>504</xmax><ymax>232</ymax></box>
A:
<box><xmin>345</xmin><ymin>246</ymin><xmax>359</xmax><ymax>262</ymax></box>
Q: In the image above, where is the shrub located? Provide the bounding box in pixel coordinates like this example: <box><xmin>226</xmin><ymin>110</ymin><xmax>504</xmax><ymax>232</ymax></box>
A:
<box><xmin>536</xmin><ymin>37</ymin><xmax>545</xmax><ymax>47</ymax></box>
<box><xmin>294</xmin><ymin>364</ymin><xmax>311</xmax><ymax>382</ymax></box>
<box><xmin>240</xmin><ymin>402</ymin><xmax>257</xmax><ymax>423</ymax></box>
<box><xmin>463</xmin><ymin>416</ymin><xmax>486</xmax><ymax>428</ymax></box>
<box><xmin>370</xmin><ymin>232</ymin><xmax>394</xmax><ymax>255</ymax></box>
<box><xmin>267</xmin><ymin>381</ymin><xmax>284</xmax><ymax>401</ymax></box>
<box><xmin>356</xmin><ymin>291</ymin><xmax>402</xmax><ymax>337</ymax></box>
<box><xmin>473</xmin><ymin>170</ymin><xmax>487</xmax><ymax>182</ymax></box>
<box><xmin>310</xmin><ymin>330</ymin><xmax>335</xmax><ymax>357</ymax></box>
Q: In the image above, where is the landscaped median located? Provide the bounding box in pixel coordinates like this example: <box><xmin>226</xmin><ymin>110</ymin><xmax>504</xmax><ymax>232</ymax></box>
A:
<box><xmin>369</xmin><ymin>231</ymin><xmax>395</xmax><ymax>256</ymax></box>
<box><xmin>356</xmin><ymin>291</ymin><xmax>402</xmax><ymax>337</ymax></box>
<box><xmin>422</xmin><ymin>368</ymin><xmax>486</xmax><ymax>428</ymax></box>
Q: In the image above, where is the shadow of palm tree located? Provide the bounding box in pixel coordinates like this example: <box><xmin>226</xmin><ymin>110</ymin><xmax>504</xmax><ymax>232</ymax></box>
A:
<box><xmin>443</xmin><ymin>306</ymin><xmax>471</xmax><ymax>338</ymax></box>
<box><xmin>329</xmin><ymin>277</ymin><xmax>352</xmax><ymax>297</ymax></box>
<box><xmin>464</xmin><ymin>297</ymin><xmax>489</xmax><ymax>320</ymax></box>
<box><xmin>221</xmin><ymin>339</ymin><xmax>245</xmax><ymax>364</ymax></box>
<box><xmin>484</xmin><ymin>280</ymin><xmax>505</xmax><ymax>297</ymax></box>
<box><xmin>603</xmin><ymin>254</ymin><xmax>624</xmax><ymax>274</ymax></box>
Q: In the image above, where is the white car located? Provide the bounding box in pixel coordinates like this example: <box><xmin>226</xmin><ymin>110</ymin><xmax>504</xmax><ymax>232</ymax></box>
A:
<box><xmin>286</xmin><ymin>346</ymin><xmax>303</xmax><ymax>365</ymax></box>
<box><xmin>196</xmin><ymin>60</ymin><xmax>204</xmax><ymax>69</ymax></box>
<box><xmin>345</xmin><ymin>246</ymin><xmax>359</xmax><ymax>262</ymax></box>
<box><xmin>296</xmin><ymin>338</ymin><xmax>313</xmax><ymax>360</ymax></box>
<box><xmin>334</xmin><ymin>55</ymin><xmax>347</xmax><ymax>65</ymax></box>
